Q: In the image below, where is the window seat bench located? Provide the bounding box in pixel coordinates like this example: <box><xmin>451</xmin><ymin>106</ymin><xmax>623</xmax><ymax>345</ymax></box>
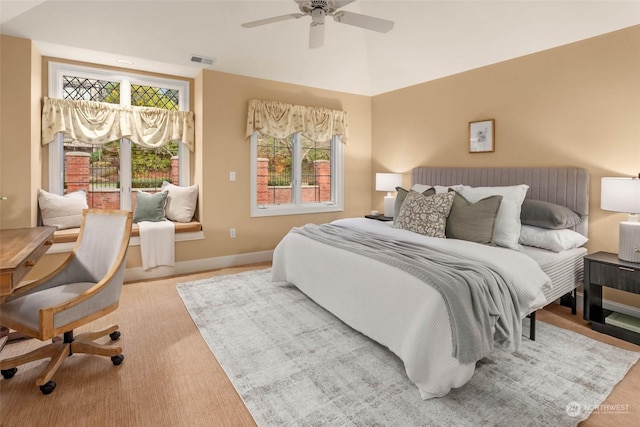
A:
<box><xmin>51</xmin><ymin>221</ymin><xmax>202</xmax><ymax>244</ymax></box>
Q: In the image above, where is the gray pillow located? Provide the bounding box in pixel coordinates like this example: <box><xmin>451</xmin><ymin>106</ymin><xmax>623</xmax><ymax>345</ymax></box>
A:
<box><xmin>446</xmin><ymin>192</ymin><xmax>503</xmax><ymax>244</ymax></box>
<box><xmin>520</xmin><ymin>199</ymin><xmax>583</xmax><ymax>229</ymax></box>
<box><xmin>395</xmin><ymin>186</ymin><xmax>436</xmax><ymax>218</ymax></box>
<box><xmin>133</xmin><ymin>191</ymin><xmax>168</xmax><ymax>223</ymax></box>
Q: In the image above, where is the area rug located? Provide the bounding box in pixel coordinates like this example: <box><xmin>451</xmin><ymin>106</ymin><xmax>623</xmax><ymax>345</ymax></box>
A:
<box><xmin>177</xmin><ymin>269</ymin><xmax>639</xmax><ymax>427</ymax></box>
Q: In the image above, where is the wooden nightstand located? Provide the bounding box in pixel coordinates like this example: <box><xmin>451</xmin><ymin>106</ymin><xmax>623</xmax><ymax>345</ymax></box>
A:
<box><xmin>583</xmin><ymin>251</ymin><xmax>640</xmax><ymax>345</ymax></box>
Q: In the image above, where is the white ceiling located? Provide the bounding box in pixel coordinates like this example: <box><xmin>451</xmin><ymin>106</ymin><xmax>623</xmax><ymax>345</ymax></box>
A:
<box><xmin>1</xmin><ymin>0</ymin><xmax>639</xmax><ymax>96</ymax></box>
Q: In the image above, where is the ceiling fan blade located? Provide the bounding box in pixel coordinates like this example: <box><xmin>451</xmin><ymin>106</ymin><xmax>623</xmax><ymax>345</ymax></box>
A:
<box><xmin>309</xmin><ymin>21</ymin><xmax>325</xmax><ymax>49</ymax></box>
<box><xmin>332</xmin><ymin>11</ymin><xmax>394</xmax><ymax>33</ymax></box>
<box><xmin>241</xmin><ymin>13</ymin><xmax>305</xmax><ymax>28</ymax></box>
<box><xmin>334</xmin><ymin>0</ymin><xmax>357</xmax><ymax>8</ymax></box>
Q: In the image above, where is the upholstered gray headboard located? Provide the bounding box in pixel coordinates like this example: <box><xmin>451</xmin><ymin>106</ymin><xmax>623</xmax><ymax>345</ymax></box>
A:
<box><xmin>412</xmin><ymin>167</ymin><xmax>590</xmax><ymax>236</ymax></box>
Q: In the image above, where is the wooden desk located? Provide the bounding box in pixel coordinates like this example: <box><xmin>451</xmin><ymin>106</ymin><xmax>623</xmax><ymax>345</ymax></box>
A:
<box><xmin>1</xmin><ymin>226</ymin><xmax>56</xmax><ymax>347</ymax></box>
<box><xmin>1</xmin><ymin>226</ymin><xmax>56</xmax><ymax>299</ymax></box>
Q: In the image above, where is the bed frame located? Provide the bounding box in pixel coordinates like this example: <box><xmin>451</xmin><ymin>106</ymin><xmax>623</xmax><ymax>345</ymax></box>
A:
<box><xmin>411</xmin><ymin>166</ymin><xmax>590</xmax><ymax>339</ymax></box>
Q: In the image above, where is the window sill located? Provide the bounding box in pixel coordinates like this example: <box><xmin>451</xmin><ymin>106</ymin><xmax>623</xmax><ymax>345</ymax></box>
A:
<box><xmin>48</xmin><ymin>221</ymin><xmax>203</xmax><ymax>254</ymax></box>
<box><xmin>251</xmin><ymin>203</ymin><xmax>343</xmax><ymax>217</ymax></box>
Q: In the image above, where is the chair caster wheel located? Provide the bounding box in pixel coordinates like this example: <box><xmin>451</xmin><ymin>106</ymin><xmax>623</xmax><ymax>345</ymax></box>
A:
<box><xmin>111</xmin><ymin>354</ymin><xmax>124</xmax><ymax>365</ymax></box>
<box><xmin>1</xmin><ymin>367</ymin><xmax>17</xmax><ymax>379</ymax></box>
<box><xmin>40</xmin><ymin>381</ymin><xmax>56</xmax><ymax>395</ymax></box>
<box><xmin>109</xmin><ymin>331</ymin><xmax>121</xmax><ymax>341</ymax></box>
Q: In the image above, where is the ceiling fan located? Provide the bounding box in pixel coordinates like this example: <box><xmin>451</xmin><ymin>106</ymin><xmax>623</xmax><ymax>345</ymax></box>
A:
<box><xmin>241</xmin><ymin>0</ymin><xmax>394</xmax><ymax>49</ymax></box>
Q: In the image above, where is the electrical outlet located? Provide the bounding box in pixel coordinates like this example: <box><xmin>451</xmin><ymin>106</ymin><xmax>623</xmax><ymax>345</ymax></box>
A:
<box><xmin>230</xmin><ymin>171</ymin><xmax>236</xmax><ymax>181</ymax></box>
<box><xmin>230</xmin><ymin>228</ymin><xmax>236</xmax><ymax>238</ymax></box>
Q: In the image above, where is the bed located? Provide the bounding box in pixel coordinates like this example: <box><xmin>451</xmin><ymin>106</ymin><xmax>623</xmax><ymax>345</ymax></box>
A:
<box><xmin>271</xmin><ymin>167</ymin><xmax>589</xmax><ymax>399</ymax></box>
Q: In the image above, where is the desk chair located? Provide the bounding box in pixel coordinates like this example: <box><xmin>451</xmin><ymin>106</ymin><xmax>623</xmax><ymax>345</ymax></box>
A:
<box><xmin>0</xmin><ymin>209</ymin><xmax>132</xmax><ymax>394</ymax></box>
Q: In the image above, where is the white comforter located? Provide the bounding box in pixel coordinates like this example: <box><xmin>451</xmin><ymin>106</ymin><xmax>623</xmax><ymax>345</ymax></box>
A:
<box><xmin>271</xmin><ymin>218</ymin><xmax>551</xmax><ymax>399</ymax></box>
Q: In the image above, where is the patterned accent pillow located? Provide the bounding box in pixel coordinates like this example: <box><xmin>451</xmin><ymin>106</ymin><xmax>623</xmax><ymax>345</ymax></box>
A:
<box><xmin>394</xmin><ymin>190</ymin><xmax>455</xmax><ymax>238</ymax></box>
<box><xmin>394</xmin><ymin>186</ymin><xmax>435</xmax><ymax>218</ymax></box>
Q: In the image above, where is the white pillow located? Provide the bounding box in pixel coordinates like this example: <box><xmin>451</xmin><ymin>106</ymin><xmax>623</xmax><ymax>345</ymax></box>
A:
<box><xmin>519</xmin><ymin>225</ymin><xmax>588</xmax><ymax>252</ymax></box>
<box><xmin>411</xmin><ymin>184</ymin><xmax>432</xmax><ymax>193</ymax></box>
<box><xmin>458</xmin><ymin>184</ymin><xmax>529</xmax><ymax>250</ymax></box>
<box><xmin>161</xmin><ymin>181</ymin><xmax>198</xmax><ymax>222</ymax></box>
<box><xmin>38</xmin><ymin>189</ymin><xmax>88</xmax><ymax>230</ymax></box>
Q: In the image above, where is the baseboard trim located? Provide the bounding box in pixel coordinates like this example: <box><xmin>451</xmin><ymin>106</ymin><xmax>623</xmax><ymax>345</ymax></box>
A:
<box><xmin>124</xmin><ymin>249</ymin><xmax>273</xmax><ymax>282</ymax></box>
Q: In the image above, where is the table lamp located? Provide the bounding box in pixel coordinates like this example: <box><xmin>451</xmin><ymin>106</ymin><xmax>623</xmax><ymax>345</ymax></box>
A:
<box><xmin>601</xmin><ymin>176</ymin><xmax>640</xmax><ymax>263</ymax></box>
<box><xmin>376</xmin><ymin>173</ymin><xmax>402</xmax><ymax>218</ymax></box>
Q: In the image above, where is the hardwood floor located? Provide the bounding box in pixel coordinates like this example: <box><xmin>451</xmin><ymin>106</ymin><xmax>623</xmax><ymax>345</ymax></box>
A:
<box><xmin>1</xmin><ymin>263</ymin><xmax>638</xmax><ymax>426</ymax></box>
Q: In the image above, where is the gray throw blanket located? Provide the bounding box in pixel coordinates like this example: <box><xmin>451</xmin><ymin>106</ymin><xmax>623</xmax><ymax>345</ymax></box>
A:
<box><xmin>291</xmin><ymin>223</ymin><xmax>522</xmax><ymax>364</ymax></box>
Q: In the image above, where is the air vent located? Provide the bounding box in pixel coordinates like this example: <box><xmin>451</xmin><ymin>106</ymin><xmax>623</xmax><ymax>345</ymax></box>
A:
<box><xmin>190</xmin><ymin>54</ymin><xmax>215</xmax><ymax>66</ymax></box>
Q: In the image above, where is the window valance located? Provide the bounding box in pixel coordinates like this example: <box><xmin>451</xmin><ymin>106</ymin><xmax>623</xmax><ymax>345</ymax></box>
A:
<box><xmin>41</xmin><ymin>97</ymin><xmax>195</xmax><ymax>151</ymax></box>
<box><xmin>246</xmin><ymin>99</ymin><xmax>348</xmax><ymax>143</ymax></box>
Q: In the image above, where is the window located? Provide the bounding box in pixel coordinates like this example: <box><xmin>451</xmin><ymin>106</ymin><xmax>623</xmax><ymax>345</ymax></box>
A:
<box><xmin>48</xmin><ymin>63</ymin><xmax>190</xmax><ymax>211</ymax></box>
<box><xmin>251</xmin><ymin>132</ymin><xmax>343</xmax><ymax>217</ymax></box>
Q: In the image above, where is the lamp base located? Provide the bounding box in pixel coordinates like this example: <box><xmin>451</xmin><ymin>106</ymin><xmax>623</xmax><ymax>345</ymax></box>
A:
<box><xmin>619</xmin><ymin>221</ymin><xmax>640</xmax><ymax>263</ymax></box>
<box><xmin>383</xmin><ymin>195</ymin><xmax>396</xmax><ymax>218</ymax></box>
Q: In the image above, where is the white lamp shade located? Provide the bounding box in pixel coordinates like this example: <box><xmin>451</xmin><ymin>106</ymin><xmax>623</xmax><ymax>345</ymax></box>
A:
<box><xmin>376</xmin><ymin>173</ymin><xmax>402</xmax><ymax>192</ymax></box>
<box><xmin>601</xmin><ymin>177</ymin><xmax>640</xmax><ymax>214</ymax></box>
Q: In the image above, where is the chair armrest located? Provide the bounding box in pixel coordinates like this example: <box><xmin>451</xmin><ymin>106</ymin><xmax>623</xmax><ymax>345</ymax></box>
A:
<box><xmin>5</xmin><ymin>255</ymin><xmax>85</xmax><ymax>301</ymax></box>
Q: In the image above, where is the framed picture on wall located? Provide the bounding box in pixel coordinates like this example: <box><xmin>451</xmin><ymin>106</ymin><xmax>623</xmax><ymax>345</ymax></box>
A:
<box><xmin>469</xmin><ymin>119</ymin><xmax>495</xmax><ymax>153</ymax></box>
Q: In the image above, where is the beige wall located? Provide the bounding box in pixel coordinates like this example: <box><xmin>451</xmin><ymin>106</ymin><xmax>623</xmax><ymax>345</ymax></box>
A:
<box><xmin>0</xmin><ymin>35</ymin><xmax>41</xmax><ymax>228</ymax></box>
<box><xmin>126</xmin><ymin>69</ymin><xmax>373</xmax><ymax>267</ymax></box>
<box><xmin>179</xmin><ymin>69</ymin><xmax>372</xmax><ymax>261</ymax></box>
<box><xmin>1</xmin><ymin>38</ymin><xmax>372</xmax><ymax>272</ymax></box>
<box><xmin>371</xmin><ymin>25</ymin><xmax>640</xmax><ymax>306</ymax></box>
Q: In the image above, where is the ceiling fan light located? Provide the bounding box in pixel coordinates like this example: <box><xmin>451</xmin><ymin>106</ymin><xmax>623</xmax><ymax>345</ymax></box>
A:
<box><xmin>311</xmin><ymin>7</ymin><xmax>326</xmax><ymax>24</ymax></box>
<box><xmin>309</xmin><ymin>19</ymin><xmax>325</xmax><ymax>48</ymax></box>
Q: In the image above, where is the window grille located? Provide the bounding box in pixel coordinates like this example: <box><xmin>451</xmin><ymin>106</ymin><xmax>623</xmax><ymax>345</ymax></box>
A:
<box><xmin>131</xmin><ymin>84</ymin><xmax>179</xmax><ymax>110</ymax></box>
<box><xmin>63</xmin><ymin>76</ymin><xmax>120</xmax><ymax>103</ymax></box>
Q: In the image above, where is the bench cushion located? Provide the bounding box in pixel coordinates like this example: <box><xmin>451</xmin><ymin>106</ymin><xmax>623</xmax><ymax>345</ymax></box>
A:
<box><xmin>52</xmin><ymin>221</ymin><xmax>201</xmax><ymax>244</ymax></box>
